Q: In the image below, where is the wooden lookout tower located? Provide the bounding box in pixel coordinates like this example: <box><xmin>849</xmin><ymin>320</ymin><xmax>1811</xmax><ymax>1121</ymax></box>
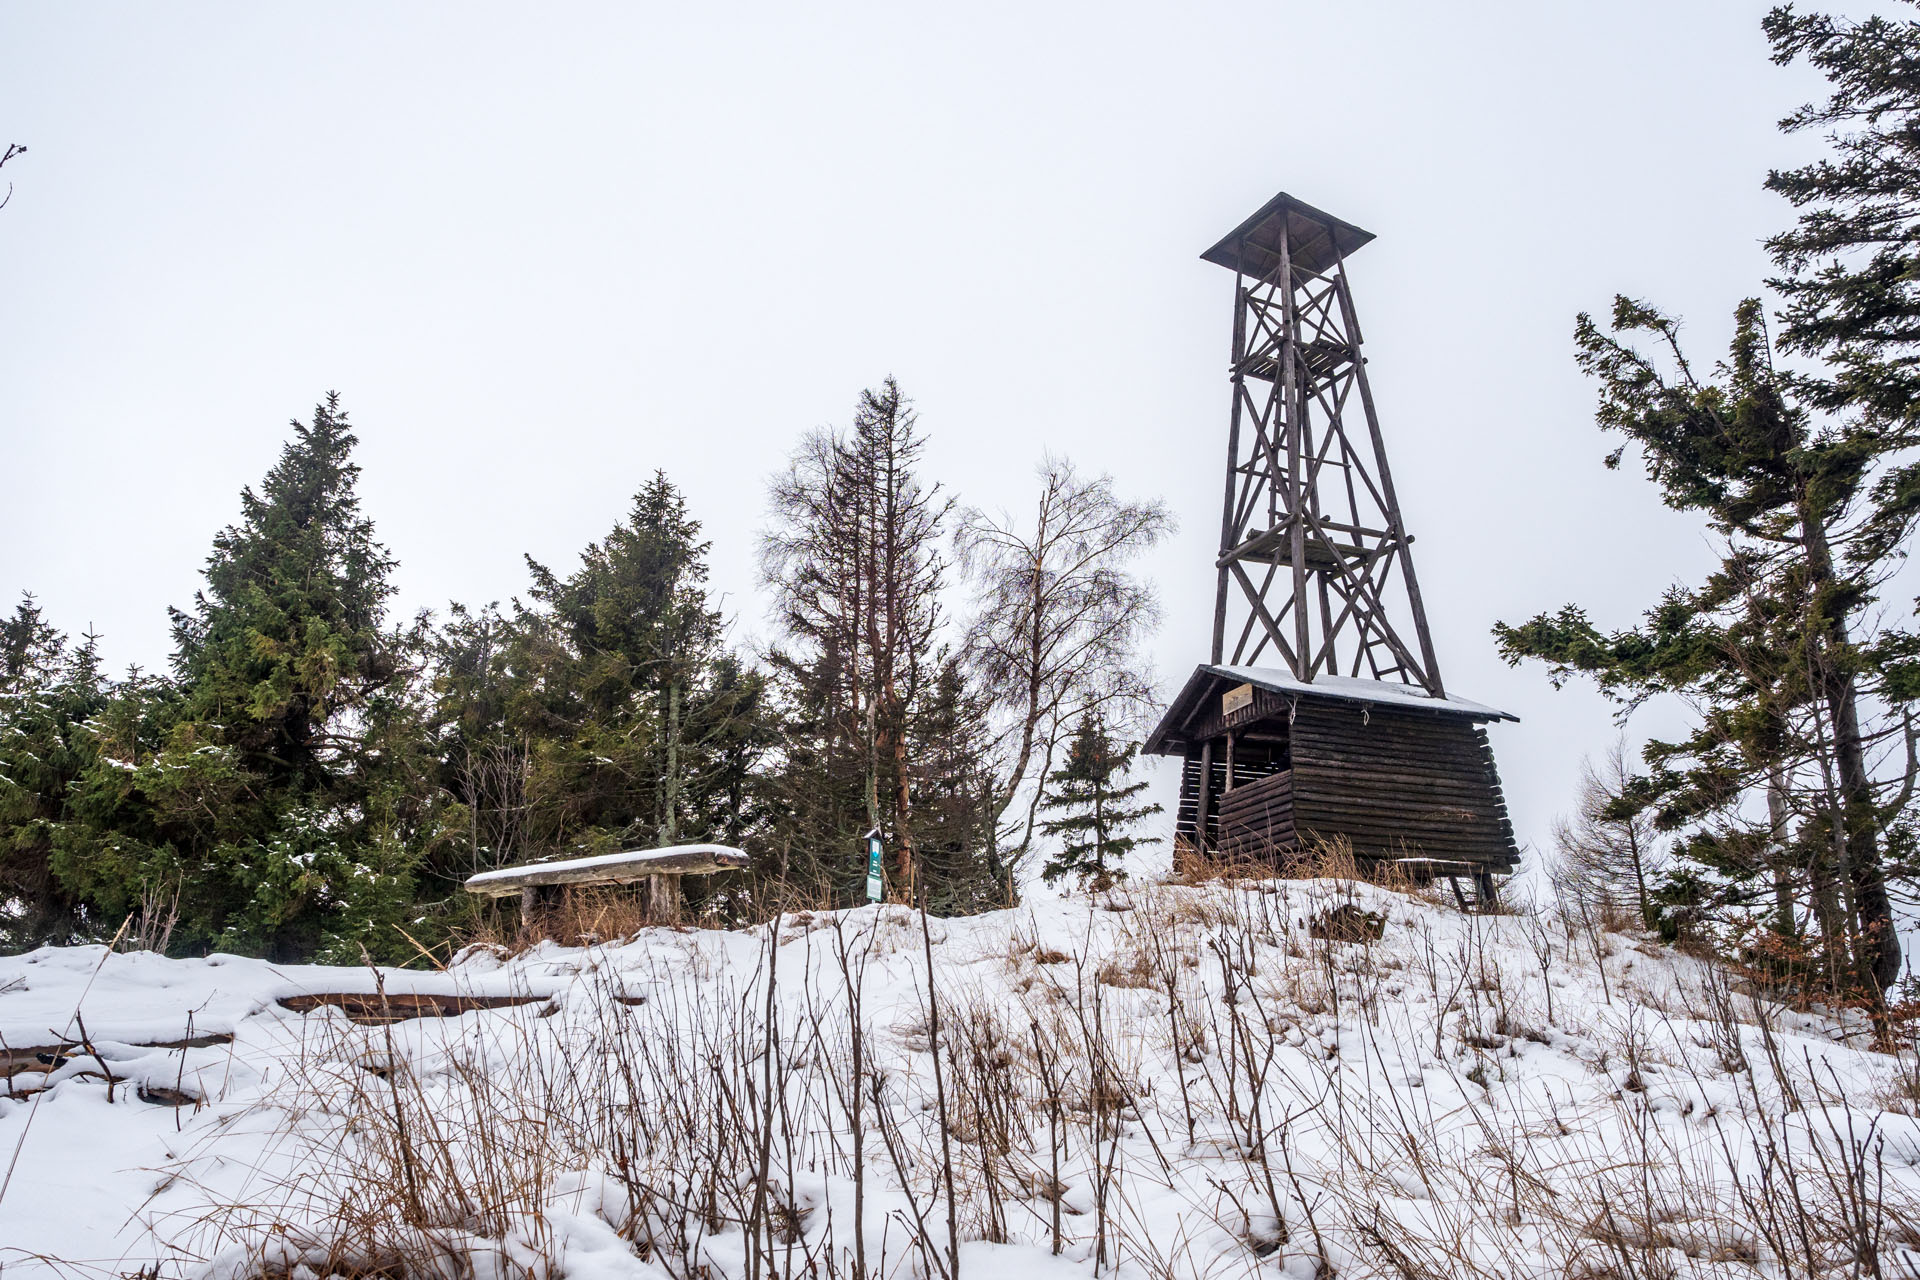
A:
<box><xmin>1143</xmin><ymin>191</ymin><xmax>1520</xmax><ymax>890</ymax></box>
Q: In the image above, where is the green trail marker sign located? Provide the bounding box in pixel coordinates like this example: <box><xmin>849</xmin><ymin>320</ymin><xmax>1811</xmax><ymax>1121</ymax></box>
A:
<box><xmin>865</xmin><ymin>828</ymin><xmax>883</xmax><ymax>903</ymax></box>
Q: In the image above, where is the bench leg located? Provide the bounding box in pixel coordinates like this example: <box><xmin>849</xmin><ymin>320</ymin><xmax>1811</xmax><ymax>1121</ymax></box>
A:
<box><xmin>645</xmin><ymin>873</ymin><xmax>684</xmax><ymax>925</ymax></box>
<box><xmin>520</xmin><ymin>884</ymin><xmax>561</xmax><ymax>942</ymax></box>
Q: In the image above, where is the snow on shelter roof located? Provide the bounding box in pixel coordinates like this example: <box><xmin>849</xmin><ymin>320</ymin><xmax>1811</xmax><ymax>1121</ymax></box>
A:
<box><xmin>1212</xmin><ymin>667</ymin><xmax>1517</xmax><ymax>720</ymax></box>
<box><xmin>1144</xmin><ymin>664</ymin><xmax>1516</xmax><ymax>755</ymax></box>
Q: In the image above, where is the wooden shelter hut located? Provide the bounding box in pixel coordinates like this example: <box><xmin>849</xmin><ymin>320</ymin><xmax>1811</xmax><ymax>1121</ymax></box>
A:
<box><xmin>1145</xmin><ymin>667</ymin><xmax>1517</xmax><ymax>890</ymax></box>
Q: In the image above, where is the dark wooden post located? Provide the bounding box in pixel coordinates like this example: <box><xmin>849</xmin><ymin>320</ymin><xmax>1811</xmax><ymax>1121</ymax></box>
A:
<box><xmin>1277</xmin><ymin>220</ymin><xmax>1311</xmax><ymax>676</ymax></box>
<box><xmin>1213</xmin><ymin>253</ymin><xmax>1249</xmax><ymax>666</ymax></box>
<box><xmin>643</xmin><ymin>874</ymin><xmax>685</xmax><ymax>924</ymax></box>
<box><xmin>1196</xmin><ymin>739</ymin><xmax>1215</xmax><ymax>853</ymax></box>
<box><xmin>1333</xmin><ymin>253</ymin><xmax>1444</xmax><ymax>697</ymax></box>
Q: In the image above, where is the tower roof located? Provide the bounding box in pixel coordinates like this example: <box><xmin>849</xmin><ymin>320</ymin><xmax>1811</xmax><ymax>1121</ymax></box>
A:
<box><xmin>1201</xmin><ymin>191</ymin><xmax>1374</xmax><ymax>278</ymax></box>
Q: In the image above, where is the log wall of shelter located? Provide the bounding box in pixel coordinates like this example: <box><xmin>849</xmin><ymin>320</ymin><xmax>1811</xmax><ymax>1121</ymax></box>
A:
<box><xmin>1218</xmin><ymin>768</ymin><xmax>1295</xmax><ymax>856</ymax></box>
<box><xmin>1287</xmin><ymin>701</ymin><xmax>1517</xmax><ymax>869</ymax></box>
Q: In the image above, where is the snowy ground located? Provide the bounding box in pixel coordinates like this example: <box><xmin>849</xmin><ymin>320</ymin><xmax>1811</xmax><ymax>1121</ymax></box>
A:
<box><xmin>1</xmin><ymin>876</ymin><xmax>1916</xmax><ymax>1279</ymax></box>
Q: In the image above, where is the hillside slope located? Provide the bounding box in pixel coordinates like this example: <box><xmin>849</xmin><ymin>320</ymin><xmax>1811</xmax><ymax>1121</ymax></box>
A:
<box><xmin>0</xmin><ymin>876</ymin><xmax>1914</xmax><ymax>1279</ymax></box>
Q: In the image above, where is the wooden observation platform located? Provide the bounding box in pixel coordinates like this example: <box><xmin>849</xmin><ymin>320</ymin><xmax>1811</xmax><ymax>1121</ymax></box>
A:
<box><xmin>1146</xmin><ymin>192</ymin><xmax>1520</xmax><ymax>891</ymax></box>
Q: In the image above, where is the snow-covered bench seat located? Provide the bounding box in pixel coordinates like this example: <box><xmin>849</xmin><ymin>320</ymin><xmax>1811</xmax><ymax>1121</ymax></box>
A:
<box><xmin>464</xmin><ymin>844</ymin><xmax>751</xmax><ymax>928</ymax></box>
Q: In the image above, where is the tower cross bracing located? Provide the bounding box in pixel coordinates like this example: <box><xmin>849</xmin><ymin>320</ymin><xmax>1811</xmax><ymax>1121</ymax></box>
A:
<box><xmin>1204</xmin><ymin>191</ymin><xmax>1444</xmax><ymax>698</ymax></box>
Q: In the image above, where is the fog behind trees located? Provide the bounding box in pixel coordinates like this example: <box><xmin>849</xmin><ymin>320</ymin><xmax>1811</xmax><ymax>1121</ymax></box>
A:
<box><xmin>0</xmin><ymin>3</ymin><xmax>1845</xmax><ymax>870</ymax></box>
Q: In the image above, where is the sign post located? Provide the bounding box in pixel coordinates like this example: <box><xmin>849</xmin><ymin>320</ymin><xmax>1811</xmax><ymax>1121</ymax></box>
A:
<box><xmin>864</xmin><ymin>828</ymin><xmax>884</xmax><ymax>903</ymax></box>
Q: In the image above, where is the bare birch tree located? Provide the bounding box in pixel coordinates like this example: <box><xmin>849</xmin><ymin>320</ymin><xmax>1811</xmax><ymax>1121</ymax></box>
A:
<box><xmin>957</xmin><ymin>457</ymin><xmax>1172</xmax><ymax>862</ymax></box>
<box><xmin>1552</xmin><ymin>738</ymin><xmax>1663</xmax><ymax>927</ymax></box>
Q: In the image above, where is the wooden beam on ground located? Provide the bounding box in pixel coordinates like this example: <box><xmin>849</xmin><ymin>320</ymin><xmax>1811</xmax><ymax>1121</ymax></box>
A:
<box><xmin>278</xmin><ymin>992</ymin><xmax>549</xmax><ymax>1025</ymax></box>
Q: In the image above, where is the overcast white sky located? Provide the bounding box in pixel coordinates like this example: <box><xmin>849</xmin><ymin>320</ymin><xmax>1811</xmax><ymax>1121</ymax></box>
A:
<box><xmin>0</xmin><ymin>2</ymin><xmax>1872</xmax><ymax>869</ymax></box>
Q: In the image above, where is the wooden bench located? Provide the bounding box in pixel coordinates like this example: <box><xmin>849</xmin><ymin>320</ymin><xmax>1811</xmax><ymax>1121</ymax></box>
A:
<box><xmin>464</xmin><ymin>843</ymin><xmax>750</xmax><ymax>929</ymax></box>
<box><xmin>1391</xmin><ymin>856</ymin><xmax>1498</xmax><ymax>909</ymax></box>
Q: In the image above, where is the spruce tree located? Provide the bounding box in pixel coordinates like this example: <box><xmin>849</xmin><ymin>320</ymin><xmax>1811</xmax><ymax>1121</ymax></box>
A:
<box><xmin>759</xmin><ymin>641</ymin><xmax>872</xmax><ymax>903</ymax></box>
<box><xmin>762</xmin><ymin>380</ymin><xmax>990</xmax><ymax>906</ymax></box>
<box><xmin>52</xmin><ymin>662</ymin><xmax>187</xmax><ymax>947</ymax></box>
<box><xmin>1494</xmin><ymin>6</ymin><xmax>1920</xmax><ymax>1001</ymax></box>
<box><xmin>0</xmin><ymin>597</ymin><xmax>108</xmax><ymax>946</ymax></box>
<box><xmin>170</xmin><ymin>393</ymin><xmax>403</xmax><ymax>792</ymax></box>
<box><xmin>1035</xmin><ymin>713</ymin><xmax>1159</xmax><ymax>889</ymax></box>
<box><xmin>464</xmin><ymin>472</ymin><xmax>765</xmax><ymax>871</ymax></box>
<box><xmin>693</xmin><ymin>653</ymin><xmax>772</xmax><ymax>851</ymax></box>
<box><xmin>54</xmin><ymin>396</ymin><xmax>436</xmax><ymax>961</ymax></box>
<box><xmin>428</xmin><ymin>601</ymin><xmax>528</xmax><ymax>880</ymax></box>
<box><xmin>1766</xmin><ymin>4</ymin><xmax>1920</xmax><ymax>429</ymax></box>
<box><xmin>1495</xmin><ymin>299</ymin><xmax>1920</xmax><ymax>998</ymax></box>
<box><xmin>911</xmin><ymin>655</ymin><xmax>1003</xmax><ymax>911</ymax></box>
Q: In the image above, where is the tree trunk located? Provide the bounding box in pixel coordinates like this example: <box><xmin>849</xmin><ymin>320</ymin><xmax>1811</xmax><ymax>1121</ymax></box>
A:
<box><xmin>658</xmin><ymin>676</ymin><xmax>682</xmax><ymax>846</ymax></box>
<box><xmin>1766</xmin><ymin>765</ymin><xmax>1795</xmax><ymax>941</ymax></box>
<box><xmin>995</xmin><ymin>547</ymin><xmax>1051</xmax><ymax>846</ymax></box>
<box><xmin>1801</xmin><ymin>506</ymin><xmax>1901</xmax><ymax>994</ymax></box>
<box><xmin>892</xmin><ymin>720</ymin><xmax>915</xmax><ymax>892</ymax></box>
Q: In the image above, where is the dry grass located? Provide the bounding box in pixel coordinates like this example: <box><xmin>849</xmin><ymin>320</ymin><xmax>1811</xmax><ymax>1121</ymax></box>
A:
<box><xmin>109</xmin><ymin>877</ymin><xmax>1920</xmax><ymax>1280</ymax></box>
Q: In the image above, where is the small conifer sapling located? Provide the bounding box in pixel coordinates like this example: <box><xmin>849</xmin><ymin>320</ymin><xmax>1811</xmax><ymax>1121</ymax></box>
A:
<box><xmin>1036</xmin><ymin>713</ymin><xmax>1160</xmax><ymax>889</ymax></box>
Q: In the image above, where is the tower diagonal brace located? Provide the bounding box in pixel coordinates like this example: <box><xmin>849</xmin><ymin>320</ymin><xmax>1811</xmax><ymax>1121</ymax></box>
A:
<box><xmin>1203</xmin><ymin>194</ymin><xmax>1444</xmax><ymax>697</ymax></box>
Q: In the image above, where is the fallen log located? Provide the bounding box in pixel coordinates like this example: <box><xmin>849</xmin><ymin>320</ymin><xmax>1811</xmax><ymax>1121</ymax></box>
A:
<box><xmin>1</xmin><ymin>1030</ymin><xmax>237</xmax><ymax>1081</ymax></box>
<box><xmin>277</xmin><ymin>991</ymin><xmax>549</xmax><ymax>1026</ymax></box>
